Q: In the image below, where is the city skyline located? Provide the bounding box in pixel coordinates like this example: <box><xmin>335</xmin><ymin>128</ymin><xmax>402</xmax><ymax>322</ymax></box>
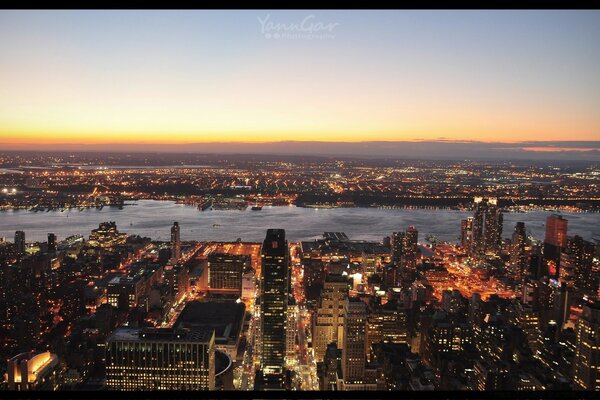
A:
<box><xmin>0</xmin><ymin>10</ymin><xmax>599</xmax><ymax>149</ymax></box>
<box><xmin>1</xmin><ymin>9</ymin><xmax>599</xmax><ymax>395</ymax></box>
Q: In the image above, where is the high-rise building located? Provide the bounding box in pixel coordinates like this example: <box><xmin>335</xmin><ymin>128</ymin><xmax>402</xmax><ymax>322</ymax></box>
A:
<box><xmin>342</xmin><ymin>297</ymin><xmax>367</xmax><ymax>386</ymax></box>
<box><xmin>14</xmin><ymin>230</ymin><xmax>25</xmax><ymax>256</ymax></box>
<box><xmin>568</xmin><ymin>235</ymin><xmax>595</xmax><ymax>291</ymax></box>
<box><xmin>543</xmin><ymin>214</ymin><xmax>567</xmax><ymax>277</ymax></box>
<box><xmin>106</xmin><ymin>327</ymin><xmax>215</xmax><ymax>390</ymax></box>
<box><xmin>472</xmin><ymin>197</ymin><xmax>503</xmax><ymax>256</ymax></box>
<box><xmin>509</xmin><ymin>222</ymin><xmax>528</xmax><ymax>281</ymax></box>
<box><xmin>321</xmin><ymin>343</ymin><xmax>342</xmax><ymax>390</ymax></box>
<box><xmin>460</xmin><ymin>217</ymin><xmax>474</xmax><ymax>250</ymax></box>
<box><xmin>171</xmin><ymin>222</ymin><xmax>181</xmax><ymax>262</ymax></box>
<box><xmin>471</xmin><ymin>358</ymin><xmax>509</xmax><ymax>390</ymax></box>
<box><xmin>403</xmin><ymin>226</ymin><xmax>419</xmax><ymax>269</ymax></box>
<box><xmin>47</xmin><ymin>233</ymin><xmax>57</xmax><ymax>253</ymax></box>
<box><xmin>514</xmin><ymin>303</ymin><xmax>541</xmax><ymax>357</ymax></box>
<box><xmin>573</xmin><ymin>302</ymin><xmax>600</xmax><ymax>390</ymax></box>
<box><xmin>365</xmin><ymin>301</ymin><xmax>408</xmax><ymax>359</ymax></box>
<box><xmin>163</xmin><ymin>264</ymin><xmax>189</xmax><ymax>302</ymax></box>
<box><xmin>207</xmin><ymin>253</ymin><xmax>249</xmax><ymax>295</ymax></box>
<box><xmin>313</xmin><ymin>273</ymin><xmax>349</xmax><ymax>362</ymax></box>
<box><xmin>361</xmin><ymin>250</ymin><xmax>377</xmax><ymax>278</ymax></box>
<box><xmin>391</xmin><ymin>227</ymin><xmax>419</xmax><ymax>268</ymax></box>
<box><xmin>544</xmin><ymin>214</ymin><xmax>568</xmax><ymax>248</ymax></box>
<box><xmin>391</xmin><ymin>231</ymin><xmax>405</xmax><ymax>265</ymax></box>
<box><xmin>286</xmin><ymin>298</ymin><xmax>298</xmax><ymax>367</ymax></box>
<box><xmin>259</xmin><ymin>229</ymin><xmax>289</xmax><ymax>386</ymax></box>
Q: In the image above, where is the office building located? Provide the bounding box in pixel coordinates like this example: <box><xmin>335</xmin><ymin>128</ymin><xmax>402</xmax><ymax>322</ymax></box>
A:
<box><xmin>106</xmin><ymin>327</ymin><xmax>215</xmax><ymax>390</ymax></box>
<box><xmin>509</xmin><ymin>222</ymin><xmax>528</xmax><ymax>281</ymax></box>
<box><xmin>313</xmin><ymin>273</ymin><xmax>349</xmax><ymax>362</ymax></box>
<box><xmin>403</xmin><ymin>225</ymin><xmax>419</xmax><ymax>269</ymax></box>
<box><xmin>543</xmin><ymin>214</ymin><xmax>567</xmax><ymax>277</ymax></box>
<box><xmin>472</xmin><ymin>197</ymin><xmax>503</xmax><ymax>256</ymax></box>
<box><xmin>259</xmin><ymin>229</ymin><xmax>290</xmax><ymax>386</ymax></box>
<box><xmin>342</xmin><ymin>297</ymin><xmax>367</xmax><ymax>386</ymax></box>
<box><xmin>207</xmin><ymin>253</ymin><xmax>249</xmax><ymax>295</ymax></box>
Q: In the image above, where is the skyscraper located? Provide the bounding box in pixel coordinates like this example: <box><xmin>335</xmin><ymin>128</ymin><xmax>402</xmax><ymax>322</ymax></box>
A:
<box><xmin>472</xmin><ymin>197</ymin><xmax>503</xmax><ymax>256</ymax></box>
<box><xmin>14</xmin><ymin>230</ymin><xmax>25</xmax><ymax>256</ymax></box>
<box><xmin>568</xmin><ymin>235</ymin><xmax>595</xmax><ymax>291</ymax></box>
<box><xmin>313</xmin><ymin>273</ymin><xmax>349</xmax><ymax>362</ymax></box>
<box><xmin>47</xmin><ymin>233</ymin><xmax>56</xmax><ymax>253</ymax></box>
<box><xmin>106</xmin><ymin>327</ymin><xmax>215</xmax><ymax>390</ymax></box>
<box><xmin>509</xmin><ymin>222</ymin><xmax>528</xmax><ymax>281</ymax></box>
<box><xmin>573</xmin><ymin>302</ymin><xmax>600</xmax><ymax>390</ymax></box>
<box><xmin>460</xmin><ymin>217</ymin><xmax>474</xmax><ymax>250</ymax></box>
<box><xmin>543</xmin><ymin>214</ymin><xmax>567</xmax><ymax>277</ymax></box>
<box><xmin>391</xmin><ymin>231</ymin><xmax>405</xmax><ymax>265</ymax></box>
<box><xmin>544</xmin><ymin>214</ymin><xmax>568</xmax><ymax>248</ymax></box>
<box><xmin>259</xmin><ymin>229</ymin><xmax>289</xmax><ymax>387</ymax></box>
<box><xmin>391</xmin><ymin>226</ymin><xmax>419</xmax><ymax>273</ymax></box>
<box><xmin>171</xmin><ymin>222</ymin><xmax>181</xmax><ymax>262</ymax></box>
<box><xmin>342</xmin><ymin>297</ymin><xmax>367</xmax><ymax>387</ymax></box>
<box><xmin>361</xmin><ymin>250</ymin><xmax>377</xmax><ymax>278</ymax></box>
<box><xmin>403</xmin><ymin>225</ymin><xmax>419</xmax><ymax>269</ymax></box>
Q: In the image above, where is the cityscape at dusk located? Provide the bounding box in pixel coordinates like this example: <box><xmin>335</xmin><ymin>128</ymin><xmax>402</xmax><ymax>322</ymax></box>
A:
<box><xmin>1</xmin><ymin>9</ymin><xmax>599</xmax><ymax>397</ymax></box>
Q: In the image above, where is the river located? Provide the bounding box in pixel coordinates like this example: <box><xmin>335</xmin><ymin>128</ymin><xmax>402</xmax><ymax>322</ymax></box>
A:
<box><xmin>0</xmin><ymin>200</ymin><xmax>598</xmax><ymax>243</ymax></box>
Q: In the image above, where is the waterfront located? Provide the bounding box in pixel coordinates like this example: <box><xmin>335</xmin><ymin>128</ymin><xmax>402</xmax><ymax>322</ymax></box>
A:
<box><xmin>1</xmin><ymin>200</ymin><xmax>598</xmax><ymax>243</ymax></box>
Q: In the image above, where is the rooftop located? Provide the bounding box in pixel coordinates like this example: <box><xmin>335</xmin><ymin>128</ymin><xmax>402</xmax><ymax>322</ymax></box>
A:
<box><xmin>175</xmin><ymin>300</ymin><xmax>246</xmax><ymax>345</ymax></box>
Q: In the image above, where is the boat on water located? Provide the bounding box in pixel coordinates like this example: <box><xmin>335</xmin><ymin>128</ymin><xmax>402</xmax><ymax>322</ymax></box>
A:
<box><xmin>251</xmin><ymin>206</ymin><xmax>263</xmax><ymax>211</ymax></box>
<box><xmin>212</xmin><ymin>224</ymin><xmax>221</xmax><ymax>228</ymax></box>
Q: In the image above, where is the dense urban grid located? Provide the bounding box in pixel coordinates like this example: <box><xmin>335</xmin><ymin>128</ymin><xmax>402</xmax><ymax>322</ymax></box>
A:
<box><xmin>1</xmin><ymin>174</ymin><xmax>599</xmax><ymax>391</ymax></box>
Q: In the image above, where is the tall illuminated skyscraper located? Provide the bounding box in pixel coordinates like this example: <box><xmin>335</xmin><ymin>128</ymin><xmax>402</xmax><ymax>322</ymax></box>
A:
<box><xmin>568</xmin><ymin>235</ymin><xmax>595</xmax><ymax>291</ymax></box>
<box><xmin>544</xmin><ymin>214</ymin><xmax>568</xmax><ymax>248</ymax></box>
<box><xmin>342</xmin><ymin>297</ymin><xmax>367</xmax><ymax>387</ymax></box>
<box><xmin>391</xmin><ymin>226</ymin><xmax>418</xmax><ymax>269</ymax></box>
<box><xmin>259</xmin><ymin>229</ymin><xmax>289</xmax><ymax>388</ymax></box>
<box><xmin>403</xmin><ymin>225</ymin><xmax>419</xmax><ymax>269</ymax></box>
<box><xmin>543</xmin><ymin>214</ymin><xmax>567</xmax><ymax>277</ymax></box>
<box><xmin>573</xmin><ymin>302</ymin><xmax>600</xmax><ymax>390</ymax></box>
<box><xmin>171</xmin><ymin>222</ymin><xmax>181</xmax><ymax>262</ymax></box>
<box><xmin>313</xmin><ymin>273</ymin><xmax>349</xmax><ymax>362</ymax></box>
<box><xmin>460</xmin><ymin>217</ymin><xmax>474</xmax><ymax>250</ymax></box>
<box><xmin>472</xmin><ymin>197</ymin><xmax>503</xmax><ymax>256</ymax></box>
<box><xmin>509</xmin><ymin>222</ymin><xmax>528</xmax><ymax>281</ymax></box>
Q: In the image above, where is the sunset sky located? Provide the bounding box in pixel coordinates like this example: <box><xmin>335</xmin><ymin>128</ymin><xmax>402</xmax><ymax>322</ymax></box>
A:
<box><xmin>0</xmin><ymin>10</ymin><xmax>599</xmax><ymax>148</ymax></box>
